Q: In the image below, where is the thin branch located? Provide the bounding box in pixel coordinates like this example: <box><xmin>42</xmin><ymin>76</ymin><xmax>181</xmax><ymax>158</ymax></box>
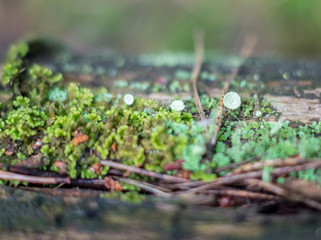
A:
<box><xmin>69</xmin><ymin>178</ymin><xmax>106</xmax><ymax>188</ymax></box>
<box><xmin>0</xmin><ymin>170</ymin><xmax>70</xmax><ymax>185</ymax></box>
<box><xmin>116</xmin><ymin>177</ymin><xmax>172</xmax><ymax>198</ymax></box>
<box><xmin>245</xmin><ymin>179</ymin><xmax>321</xmax><ymax>211</ymax></box>
<box><xmin>214</xmin><ymin>155</ymin><xmax>263</xmax><ymax>174</ymax></box>
<box><xmin>183</xmin><ymin>160</ymin><xmax>321</xmax><ymax>194</ymax></box>
<box><xmin>208</xmin><ymin>35</ymin><xmax>257</xmax><ymax>153</ymax></box>
<box><xmin>8</xmin><ymin>166</ymin><xmax>63</xmax><ymax>177</ymax></box>
<box><xmin>99</xmin><ymin>158</ymin><xmax>188</xmax><ymax>183</ymax></box>
<box><xmin>20</xmin><ymin>186</ymin><xmax>100</xmax><ymax>198</ymax></box>
<box><xmin>228</xmin><ymin>157</ymin><xmax>307</xmax><ymax>175</ymax></box>
<box><xmin>253</xmin><ymin>93</ymin><xmax>260</xmax><ymax>118</ymax></box>
<box><xmin>203</xmin><ymin>189</ymin><xmax>282</xmax><ymax>201</ymax></box>
<box><xmin>191</xmin><ymin>30</ymin><xmax>206</xmax><ymax>121</ymax></box>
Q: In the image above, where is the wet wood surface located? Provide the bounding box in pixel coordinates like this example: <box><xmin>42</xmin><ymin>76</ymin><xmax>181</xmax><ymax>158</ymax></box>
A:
<box><xmin>0</xmin><ymin>185</ymin><xmax>321</xmax><ymax>240</ymax></box>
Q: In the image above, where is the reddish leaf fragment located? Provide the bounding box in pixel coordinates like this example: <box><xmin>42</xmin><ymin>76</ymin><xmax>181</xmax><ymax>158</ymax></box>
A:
<box><xmin>72</xmin><ymin>134</ymin><xmax>89</xmax><ymax>146</ymax></box>
<box><xmin>105</xmin><ymin>177</ymin><xmax>123</xmax><ymax>191</ymax></box>
<box><xmin>53</xmin><ymin>161</ymin><xmax>67</xmax><ymax>175</ymax></box>
<box><xmin>164</xmin><ymin>160</ymin><xmax>184</xmax><ymax>171</ymax></box>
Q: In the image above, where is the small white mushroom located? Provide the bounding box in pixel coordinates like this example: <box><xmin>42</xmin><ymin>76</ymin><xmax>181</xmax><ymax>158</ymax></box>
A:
<box><xmin>223</xmin><ymin>92</ymin><xmax>241</xmax><ymax>110</ymax></box>
<box><xmin>170</xmin><ymin>100</ymin><xmax>185</xmax><ymax>111</ymax></box>
<box><xmin>124</xmin><ymin>94</ymin><xmax>134</xmax><ymax>105</ymax></box>
<box><xmin>255</xmin><ymin>110</ymin><xmax>262</xmax><ymax>117</ymax></box>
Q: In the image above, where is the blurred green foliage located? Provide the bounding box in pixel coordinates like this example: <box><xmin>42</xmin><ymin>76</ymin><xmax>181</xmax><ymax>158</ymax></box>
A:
<box><xmin>1</xmin><ymin>0</ymin><xmax>321</xmax><ymax>56</ymax></box>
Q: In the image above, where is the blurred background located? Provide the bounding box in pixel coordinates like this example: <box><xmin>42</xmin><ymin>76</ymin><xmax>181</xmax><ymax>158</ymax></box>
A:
<box><xmin>1</xmin><ymin>0</ymin><xmax>321</xmax><ymax>58</ymax></box>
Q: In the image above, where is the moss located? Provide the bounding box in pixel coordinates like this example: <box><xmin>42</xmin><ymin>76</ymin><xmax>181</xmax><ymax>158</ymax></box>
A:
<box><xmin>1</xmin><ymin>41</ymin><xmax>29</xmax><ymax>87</ymax></box>
<box><xmin>1</xmin><ymin>40</ymin><xmax>321</xmax><ymax>198</ymax></box>
<box><xmin>2</xmin><ymin>96</ymin><xmax>47</xmax><ymax>141</ymax></box>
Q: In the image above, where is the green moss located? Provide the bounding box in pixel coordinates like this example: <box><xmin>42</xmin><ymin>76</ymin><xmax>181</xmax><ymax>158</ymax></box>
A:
<box><xmin>2</xmin><ymin>96</ymin><xmax>47</xmax><ymax>141</ymax></box>
<box><xmin>1</xmin><ymin>41</ymin><xmax>29</xmax><ymax>87</ymax></box>
<box><xmin>1</xmin><ymin>40</ymin><xmax>321</xmax><ymax>198</ymax></box>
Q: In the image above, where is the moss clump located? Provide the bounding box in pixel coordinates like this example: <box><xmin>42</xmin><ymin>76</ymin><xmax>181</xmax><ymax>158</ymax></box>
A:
<box><xmin>3</xmin><ymin>96</ymin><xmax>47</xmax><ymax>141</ymax></box>
<box><xmin>1</xmin><ymin>40</ymin><xmax>321</xmax><ymax>198</ymax></box>
<box><xmin>1</xmin><ymin>41</ymin><xmax>29</xmax><ymax>87</ymax></box>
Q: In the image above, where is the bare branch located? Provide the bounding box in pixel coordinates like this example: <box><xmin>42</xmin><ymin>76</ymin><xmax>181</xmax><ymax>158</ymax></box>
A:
<box><xmin>116</xmin><ymin>177</ymin><xmax>172</xmax><ymax>198</ymax></box>
<box><xmin>191</xmin><ymin>30</ymin><xmax>206</xmax><ymax>121</ymax></box>
<box><xmin>0</xmin><ymin>170</ymin><xmax>70</xmax><ymax>185</ymax></box>
<box><xmin>228</xmin><ymin>157</ymin><xmax>307</xmax><ymax>175</ymax></box>
<box><xmin>183</xmin><ymin>160</ymin><xmax>321</xmax><ymax>194</ymax></box>
<box><xmin>203</xmin><ymin>189</ymin><xmax>281</xmax><ymax>201</ymax></box>
<box><xmin>97</xmin><ymin>154</ymin><xmax>188</xmax><ymax>183</ymax></box>
<box><xmin>245</xmin><ymin>179</ymin><xmax>321</xmax><ymax>211</ymax></box>
<box><xmin>208</xmin><ymin>35</ymin><xmax>257</xmax><ymax>152</ymax></box>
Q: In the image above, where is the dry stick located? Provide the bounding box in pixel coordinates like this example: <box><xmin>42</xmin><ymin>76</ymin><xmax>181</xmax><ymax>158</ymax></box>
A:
<box><xmin>8</xmin><ymin>165</ymin><xmax>63</xmax><ymax>177</ymax></box>
<box><xmin>245</xmin><ymin>179</ymin><xmax>321</xmax><ymax>211</ymax></box>
<box><xmin>0</xmin><ymin>170</ymin><xmax>70</xmax><ymax>185</ymax></box>
<box><xmin>183</xmin><ymin>160</ymin><xmax>321</xmax><ymax>195</ymax></box>
<box><xmin>116</xmin><ymin>177</ymin><xmax>172</xmax><ymax>198</ymax></box>
<box><xmin>208</xmin><ymin>36</ymin><xmax>257</xmax><ymax>153</ymax></box>
<box><xmin>203</xmin><ymin>189</ymin><xmax>282</xmax><ymax>201</ymax></box>
<box><xmin>100</xmin><ymin>159</ymin><xmax>188</xmax><ymax>183</ymax></box>
<box><xmin>20</xmin><ymin>186</ymin><xmax>100</xmax><ymax>198</ymax></box>
<box><xmin>253</xmin><ymin>93</ymin><xmax>260</xmax><ymax>118</ymax></box>
<box><xmin>191</xmin><ymin>31</ymin><xmax>206</xmax><ymax>121</ymax></box>
<box><xmin>214</xmin><ymin>154</ymin><xmax>263</xmax><ymax>174</ymax></box>
<box><xmin>228</xmin><ymin>157</ymin><xmax>308</xmax><ymax>175</ymax></box>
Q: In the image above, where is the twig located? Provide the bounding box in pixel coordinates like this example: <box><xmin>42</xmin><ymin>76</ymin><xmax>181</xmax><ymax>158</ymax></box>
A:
<box><xmin>183</xmin><ymin>160</ymin><xmax>321</xmax><ymax>194</ymax></box>
<box><xmin>208</xmin><ymin>35</ymin><xmax>257</xmax><ymax>153</ymax></box>
<box><xmin>228</xmin><ymin>157</ymin><xmax>307</xmax><ymax>175</ymax></box>
<box><xmin>203</xmin><ymin>189</ymin><xmax>281</xmax><ymax>201</ymax></box>
<box><xmin>214</xmin><ymin>155</ymin><xmax>263</xmax><ymax>174</ymax></box>
<box><xmin>0</xmin><ymin>170</ymin><xmax>70</xmax><ymax>185</ymax></box>
<box><xmin>69</xmin><ymin>178</ymin><xmax>106</xmax><ymax>188</ymax></box>
<box><xmin>253</xmin><ymin>93</ymin><xmax>260</xmax><ymax>118</ymax></box>
<box><xmin>99</xmin><ymin>159</ymin><xmax>188</xmax><ymax>183</ymax></box>
<box><xmin>19</xmin><ymin>186</ymin><xmax>100</xmax><ymax>198</ymax></box>
<box><xmin>116</xmin><ymin>177</ymin><xmax>172</xmax><ymax>198</ymax></box>
<box><xmin>191</xmin><ymin>31</ymin><xmax>206</xmax><ymax>121</ymax></box>
<box><xmin>245</xmin><ymin>179</ymin><xmax>321</xmax><ymax>211</ymax></box>
<box><xmin>8</xmin><ymin>166</ymin><xmax>63</xmax><ymax>177</ymax></box>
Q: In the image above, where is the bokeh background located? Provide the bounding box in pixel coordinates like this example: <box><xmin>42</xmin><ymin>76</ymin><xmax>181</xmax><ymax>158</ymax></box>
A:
<box><xmin>1</xmin><ymin>0</ymin><xmax>321</xmax><ymax>57</ymax></box>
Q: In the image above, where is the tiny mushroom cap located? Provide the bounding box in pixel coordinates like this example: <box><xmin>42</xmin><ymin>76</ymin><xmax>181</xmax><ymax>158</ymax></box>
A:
<box><xmin>256</xmin><ymin>110</ymin><xmax>262</xmax><ymax>117</ymax></box>
<box><xmin>170</xmin><ymin>100</ymin><xmax>185</xmax><ymax>111</ymax></box>
<box><xmin>223</xmin><ymin>92</ymin><xmax>241</xmax><ymax>110</ymax></box>
<box><xmin>124</xmin><ymin>94</ymin><xmax>134</xmax><ymax>105</ymax></box>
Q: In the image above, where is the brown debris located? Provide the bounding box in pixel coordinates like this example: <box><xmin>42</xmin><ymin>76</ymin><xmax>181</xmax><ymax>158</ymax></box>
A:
<box><xmin>52</xmin><ymin>161</ymin><xmax>67</xmax><ymax>175</ymax></box>
<box><xmin>111</xmin><ymin>143</ymin><xmax>117</xmax><ymax>152</ymax></box>
<box><xmin>104</xmin><ymin>177</ymin><xmax>123</xmax><ymax>191</ymax></box>
<box><xmin>175</xmin><ymin>169</ymin><xmax>191</xmax><ymax>179</ymax></box>
<box><xmin>72</xmin><ymin>134</ymin><xmax>89</xmax><ymax>146</ymax></box>
<box><xmin>4</xmin><ymin>148</ymin><xmax>14</xmax><ymax>156</ymax></box>
<box><xmin>88</xmin><ymin>162</ymin><xmax>104</xmax><ymax>175</ymax></box>
<box><xmin>219</xmin><ymin>196</ymin><xmax>233</xmax><ymax>208</ymax></box>
<box><xmin>32</xmin><ymin>139</ymin><xmax>43</xmax><ymax>149</ymax></box>
<box><xmin>293</xmin><ymin>87</ymin><xmax>301</xmax><ymax>97</ymax></box>
<box><xmin>164</xmin><ymin>160</ymin><xmax>184</xmax><ymax>171</ymax></box>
